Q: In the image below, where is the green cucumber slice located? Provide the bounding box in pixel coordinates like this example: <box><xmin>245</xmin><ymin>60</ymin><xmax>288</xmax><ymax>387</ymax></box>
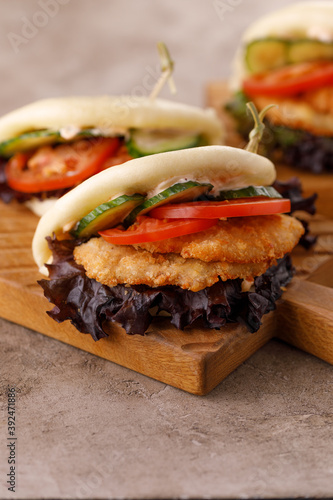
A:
<box><xmin>72</xmin><ymin>194</ymin><xmax>145</xmax><ymax>238</ymax></box>
<box><xmin>245</xmin><ymin>38</ymin><xmax>288</xmax><ymax>74</ymax></box>
<box><xmin>288</xmin><ymin>40</ymin><xmax>333</xmax><ymax>64</ymax></box>
<box><xmin>219</xmin><ymin>186</ymin><xmax>282</xmax><ymax>200</ymax></box>
<box><xmin>245</xmin><ymin>38</ymin><xmax>333</xmax><ymax>75</ymax></box>
<box><xmin>0</xmin><ymin>128</ymin><xmax>99</xmax><ymax>158</ymax></box>
<box><xmin>126</xmin><ymin>129</ymin><xmax>204</xmax><ymax>158</ymax></box>
<box><xmin>125</xmin><ymin>181</ymin><xmax>213</xmax><ymax>226</ymax></box>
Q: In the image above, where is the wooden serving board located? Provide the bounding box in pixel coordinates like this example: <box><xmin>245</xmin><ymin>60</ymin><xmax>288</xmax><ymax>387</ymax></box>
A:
<box><xmin>0</xmin><ymin>201</ymin><xmax>332</xmax><ymax>395</ymax></box>
<box><xmin>206</xmin><ymin>81</ymin><xmax>333</xmax><ymax>218</ymax></box>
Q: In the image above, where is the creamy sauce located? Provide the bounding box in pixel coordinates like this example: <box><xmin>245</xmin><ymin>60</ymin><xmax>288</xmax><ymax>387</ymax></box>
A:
<box><xmin>147</xmin><ymin>177</ymin><xmax>254</xmax><ymax>198</ymax></box>
<box><xmin>59</xmin><ymin>125</ymin><xmax>81</xmax><ymax>140</ymax></box>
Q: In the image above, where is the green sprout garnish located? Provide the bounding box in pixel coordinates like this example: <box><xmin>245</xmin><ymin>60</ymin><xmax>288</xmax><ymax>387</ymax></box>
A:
<box><xmin>150</xmin><ymin>42</ymin><xmax>177</xmax><ymax>101</ymax></box>
<box><xmin>245</xmin><ymin>102</ymin><xmax>276</xmax><ymax>154</ymax></box>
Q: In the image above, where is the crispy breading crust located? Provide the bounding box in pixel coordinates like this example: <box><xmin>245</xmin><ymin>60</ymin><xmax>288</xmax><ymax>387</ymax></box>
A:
<box><xmin>74</xmin><ymin>238</ymin><xmax>274</xmax><ymax>292</ymax></box>
<box><xmin>253</xmin><ymin>93</ymin><xmax>333</xmax><ymax>137</ymax></box>
<box><xmin>135</xmin><ymin>214</ymin><xmax>304</xmax><ymax>263</ymax></box>
<box><xmin>73</xmin><ymin>214</ymin><xmax>304</xmax><ymax>292</ymax></box>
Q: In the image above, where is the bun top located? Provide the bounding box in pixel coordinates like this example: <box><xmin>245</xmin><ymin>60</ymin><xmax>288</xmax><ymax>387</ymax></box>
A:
<box><xmin>231</xmin><ymin>1</ymin><xmax>333</xmax><ymax>88</ymax></box>
<box><xmin>32</xmin><ymin>145</ymin><xmax>276</xmax><ymax>273</ymax></box>
<box><xmin>0</xmin><ymin>95</ymin><xmax>223</xmax><ymax>145</ymax></box>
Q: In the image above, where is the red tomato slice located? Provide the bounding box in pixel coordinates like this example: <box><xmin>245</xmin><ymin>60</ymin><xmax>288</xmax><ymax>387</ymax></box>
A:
<box><xmin>149</xmin><ymin>198</ymin><xmax>291</xmax><ymax>219</ymax></box>
<box><xmin>99</xmin><ymin>216</ymin><xmax>218</xmax><ymax>245</ymax></box>
<box><xmin>5</xmin><ymin>137</ymin><xmax>120</xmax><ymax>193</ymax></box>
<box><xmin>100</xmin><ymin>144</ymin><xmax>133</xmax><ymax>169</ymax></box>
<box><xmin>243</xmin><ymin>61</ymin><xmax>333</xmax><ymax>97</ymax></box>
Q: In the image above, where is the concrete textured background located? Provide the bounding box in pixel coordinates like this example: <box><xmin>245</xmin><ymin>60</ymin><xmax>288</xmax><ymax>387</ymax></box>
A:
<box><xmin>1</xmin><ymin>0</ymin><xmax>333</xmax><ymax>498</ymax></box>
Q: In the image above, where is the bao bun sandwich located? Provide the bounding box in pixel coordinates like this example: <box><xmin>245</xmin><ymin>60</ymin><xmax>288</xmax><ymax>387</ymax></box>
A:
<box><xmin>32</xmin><ymin>144</ymin><xmax>304</xmax><ymax>340</ymax></box>
<box><xmin>227</xmin><ymin>1</ymin><xmax>333</xmax><ymax>173</ymax></box>
<box><xmin>0</xmin><ymin>95</ymin><xmax>223</xmax><ymax>215</ymax></box>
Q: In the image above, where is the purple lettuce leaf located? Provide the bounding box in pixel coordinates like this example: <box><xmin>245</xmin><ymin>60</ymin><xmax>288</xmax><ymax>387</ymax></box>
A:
<box><xmin>38</xmin><ymin>236</ymin><xmax>294</xmax><ymax>340</ymax></box>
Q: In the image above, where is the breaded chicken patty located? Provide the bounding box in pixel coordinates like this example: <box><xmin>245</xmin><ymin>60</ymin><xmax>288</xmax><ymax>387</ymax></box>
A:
<box><xmin>254</xmin><ymin>89</ymin><xmax>333</xmax><ymax>137</ymax></box>
<box><xmin>73</xmin><ymin>214</ymin><xmax>304</xmax><ymax>292</ymax></box>
<box><xmin>135</xmin><ymin>214</ymin><xmax>304</xmax><ymax>263</ymax></box>
<box><xmin>74</xmin><ymin>238</ymin><xmax>273</xmax><ymax>292</ymax></box>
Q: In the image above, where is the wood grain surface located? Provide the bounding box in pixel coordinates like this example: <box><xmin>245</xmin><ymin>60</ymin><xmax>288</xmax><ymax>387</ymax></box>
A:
<box><xmin>0</xmin><ymin>198</ymin><xmax>332</xmax><ymax>395</ymax></box>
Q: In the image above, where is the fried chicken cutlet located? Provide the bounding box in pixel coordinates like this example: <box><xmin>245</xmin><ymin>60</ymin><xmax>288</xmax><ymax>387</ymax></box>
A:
<box><xmin>74</xmin><ymin>214</ymin><xmax>304</xmax><ymax>292</ymax></box>
<box><xmin>134</xmin><ymin>214</ymin><xmax>303</xmax><ymax>263</ymax></box>
<box><xmin>253</xmin><ymin>90</ymin><xmax>333</xmax><ymax>137</ymax></box>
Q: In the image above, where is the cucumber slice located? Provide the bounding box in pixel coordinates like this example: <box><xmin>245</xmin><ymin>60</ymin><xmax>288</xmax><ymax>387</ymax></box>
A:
<box><xmin>245</xmin><ymin>39</ymin><xmax>288</xmax><ymax>74</ymax></box>
<box><xmin>125</xmin><ymin>181</ymin><xmax>213</xmax><ymax>226</ymax></box>
<box><xmin>72</xmin><ymin>194</ymin><xmax>145</xmax><ymax>238</ymax></box>
<box><xmin>219</xmin><ymin>186</ymin><xmax>282</xmax><ymax>200</ymax></box>
<box><xmin>126</xmin><ymin>129</ymin><xmax>204</xmax><ymax>158</ymax></box>
<box><xmin>0</xmin><ymin>128</ymin><xmax>99</xmax><ymax>158</ymax></box>
<box><xmin>245</xmin><ymin>38</ymin><xmax>333</xmax><ymax>74</ymax></box>
<box><xmin>288</xmin><ymin>40</ymin><xmax>333</xmax><ymax>64</ymax></box>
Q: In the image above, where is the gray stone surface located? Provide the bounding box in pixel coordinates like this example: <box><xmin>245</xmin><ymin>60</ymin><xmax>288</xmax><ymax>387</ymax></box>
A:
<box><xmin>1</xmin><ymin>1</ymin><xmax>333</xmax><ymax>498</ymax></box>
<box><xmin>1</xmin><ymin>318</ymin><xmax>333</xmax><ymax>499</ymax></box>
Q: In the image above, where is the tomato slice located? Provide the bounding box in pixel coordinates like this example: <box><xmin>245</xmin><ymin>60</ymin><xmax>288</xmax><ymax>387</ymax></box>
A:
<box><xmin>243</xmin><ymin>61</ymin><xmax>333</xmax><ymax>97</ymax></box>
<box><xmin>5</xmin><ymin>137</ymin><xmax>120</xmax><ymax>193</ymax></box>
<box><xmin>100</xmin><ymin>144</ymin><xmax>133</xmax><ymax>169</ymax></box>
<box><xmin>149</xmin><ymin>198</ymin><xmax>291</xmax><ymax>219</ymax></box>
<box><xmin>99</xmin><ymin>216</ymin><xmax>218</xmax><ymax>245</ymax></box>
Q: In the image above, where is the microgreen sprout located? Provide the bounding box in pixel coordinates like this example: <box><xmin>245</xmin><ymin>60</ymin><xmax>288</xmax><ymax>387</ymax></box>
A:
<box><xmin>150</xmin><ymin>42</ymin><xmax>177</xmax><ymax>101</ymax></box>
<box><xmin>245</xmin><ymin>102</ymin><xmax>276</xmax><ymax>154</ymax></box>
